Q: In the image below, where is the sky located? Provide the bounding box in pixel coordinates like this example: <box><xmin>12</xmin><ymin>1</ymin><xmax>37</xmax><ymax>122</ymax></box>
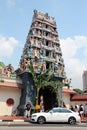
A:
<box><xmin>0</xmin><ymin>0</ymin><xmax>87</xmax><ymax>90</ymax></box>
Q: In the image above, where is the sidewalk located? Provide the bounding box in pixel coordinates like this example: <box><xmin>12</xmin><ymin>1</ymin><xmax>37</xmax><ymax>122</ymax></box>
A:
<box><xmin>0</xmin><ymin>116</ymin><xmax>30</xmax><ymax>126</ymax></box>
<box><xmin>0</xmin><ymin>115</ymin><xmax>87</xmax><ymax>125</ymax></box>
<box><xmin>0</xmin><ymin>115</ymin><xmax>30</xmax><ymax>122</ymax></box>
<box><xmin>80</xmin><ymin>117</ymin><xmax>87</xmax><ymax>123</ymax></box>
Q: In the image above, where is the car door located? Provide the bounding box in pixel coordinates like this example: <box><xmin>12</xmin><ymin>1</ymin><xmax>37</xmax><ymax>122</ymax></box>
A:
<box><xmin>55</xmin><ymin>108</ymin><xmax>72</xmax><ymax>122</ymax></box>
<box><xmin>45</xmin><ymin>110</ymin><xmax>55</xmax><ymax>122</ymax></box>
<box><xmin>52</xmin><ymin>108</ymin><xmax>62</xmax><ymax>122</ymax></box>
<box><xmin>51</xmin><ymin>108</ymin><xmax>72</xmax><ymax>122</ymax></box>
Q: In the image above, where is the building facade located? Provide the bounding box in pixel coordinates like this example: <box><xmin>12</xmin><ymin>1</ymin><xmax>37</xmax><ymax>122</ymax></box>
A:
<box><xmin>18</xmin><ymin>10</ymin><xmax>67</xmax><ymax>113</ymax></box>
<box><xmin>0</xmin><ymin>62</ymin><xmax>87</xmax><ymax>116</ymax></box>
<box><xmin>0</xmin><ymin>10</ymin><xmax>75</xmax><ymax>116</ymax></box>
<box><xmin>0</xmin><ymin>62</ymin><xmax>22</xmax><ymax>116</ymax></box>
<box><xmin>83</xmin><ymin>71</ymin><xmax>87</xmax><ymax>91</ymax></box>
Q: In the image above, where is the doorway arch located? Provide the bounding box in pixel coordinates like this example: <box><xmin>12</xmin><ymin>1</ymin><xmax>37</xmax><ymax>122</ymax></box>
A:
<box><xmin>39</xmin><ymin>87</ymin><xmax>58</xmax><ymax>111</ymax></box>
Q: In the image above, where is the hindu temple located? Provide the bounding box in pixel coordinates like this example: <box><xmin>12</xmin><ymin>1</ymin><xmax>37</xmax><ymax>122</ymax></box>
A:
<box><xmin>0</xmin><ymin>10</ymin><xmax>73</xmax><ymax>117</ymax></box>
<box><xmin>17</xmin><ymin>10</ymin><xmax>66</xmax><ymax>115</ymax></box>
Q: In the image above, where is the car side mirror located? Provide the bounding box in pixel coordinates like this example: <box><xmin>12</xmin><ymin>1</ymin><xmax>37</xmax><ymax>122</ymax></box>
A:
<box><xmin>50</xmin><ymin>111</ymin><xmax>53</xmax><ymax>114</ymax></box>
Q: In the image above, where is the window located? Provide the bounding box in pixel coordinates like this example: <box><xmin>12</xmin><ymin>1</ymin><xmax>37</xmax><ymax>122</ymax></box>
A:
<box><xmin>46</xmin><ymin>41</ymin><xmax>49</xmax><ymax>46</ymax></box>
<box><xmin>53</xmin><ymin>108</ymin><xmax>72</xmax><ymax>113</ymax></box>
<box><xmin>46</xmin><ymin>62</ymin><xmax>50</xmax><ymax>69</ymax></box>
<box><xmin>53</xmin><ymin>109</ymin><xmax>60</xmax><ymax>113</ymax></box>
<box><xmin>60</xmin><ymin>108</ymin><xmax>72</xmax><ymax>113</ymax></box>
<box><xmin>46</xmin><ymin>50</ymin><xmax>50</xmax><ymax>57</ymax></box>
<box><xmin>6</xmin><ymin>98</ymin><xmax>14</xmax><ymax>106</ymax></box>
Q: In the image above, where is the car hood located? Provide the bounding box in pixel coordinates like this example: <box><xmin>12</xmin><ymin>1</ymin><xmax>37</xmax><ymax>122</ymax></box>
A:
<box><xmin>32</xmin><ymin>112</ymin><xmax>48</xmax><ymax>116</ymax></box>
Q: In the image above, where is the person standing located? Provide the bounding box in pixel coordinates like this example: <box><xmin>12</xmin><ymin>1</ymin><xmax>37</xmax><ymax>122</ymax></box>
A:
<box><xmin>84</xmin><ymin>103</ymin><xmax>87</xmax><ymax>117</ymax></box>
<box><xmin>26</xmin><ymin>102</ymin><xmax>31</xmax><ymax>118</ymax></box>
<box><xmin>79</xmin><ymin>104</ymin><xmax>84</xmax><ymax>119</ymax></box>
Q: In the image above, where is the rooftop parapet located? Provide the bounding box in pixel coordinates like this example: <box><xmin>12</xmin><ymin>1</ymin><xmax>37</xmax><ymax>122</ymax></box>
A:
<box><xmin>34</xmin><ymin>10</ymin><xmax>56</xmax><ymax>26</ymax></box>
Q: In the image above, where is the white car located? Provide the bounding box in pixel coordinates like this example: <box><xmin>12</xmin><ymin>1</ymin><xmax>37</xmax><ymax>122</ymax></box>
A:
<box><xmin>31</xmin><ymin>107</ymin><xmax>81</xmax><ymax>125</ymax></box>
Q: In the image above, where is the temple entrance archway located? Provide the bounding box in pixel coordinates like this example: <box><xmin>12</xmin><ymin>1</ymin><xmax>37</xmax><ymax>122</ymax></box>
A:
<box><xmin>39</xmin><ymin>87</ymin><xmax>58</xmax><ymax>111</ymax></box>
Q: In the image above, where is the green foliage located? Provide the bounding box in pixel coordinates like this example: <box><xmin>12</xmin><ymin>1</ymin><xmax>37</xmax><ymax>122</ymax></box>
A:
<box><xmin>0</xmin><ymin>78</ymin><xmax>4</xmax><ymax>82</ymax></box>
<box><xmin>28</xmin><ymin>61</ymin><xmax>54</xmax><ymax>88</ymax></box>
<box><xmin>0</xmin><ymin>61</ymin><xmax>5</xmax><ymax>68</ymax></box>
<box><xmin>28</xmin><ymin>61</ymin><xmax>64</xmax><ymax>106</ymax></box>
<box><xmin>73</xmin><ymin>88</ymin><xmax>84</xmax><ymax>94</ymax></box>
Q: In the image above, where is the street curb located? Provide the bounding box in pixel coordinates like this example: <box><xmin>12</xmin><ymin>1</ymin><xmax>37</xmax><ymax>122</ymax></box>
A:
<box><xmin>0</xmin><ymin>119</ymin><xmax>30</xmax><ymax>122</ymax></box>
<box><xmin>0</xmin><ymin>119</ymin><xmax>30</xmax><ymax>126</ymax></box>
<box><xmin>81</xmin><ymin>120</ymin><xmax>87</xmax><ymax>123</ymax></box>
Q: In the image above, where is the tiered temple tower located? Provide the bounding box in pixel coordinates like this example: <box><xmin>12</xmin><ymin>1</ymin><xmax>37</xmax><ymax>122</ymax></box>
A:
<box><xmin>20</xmin><ymin>10</ymin><xmax>65</xmax><ymax>78</ymax></box>
<box><xmin>18</xmin><ymin>10</ymin><xmax>66</xmax><ymax>115</ymax></box>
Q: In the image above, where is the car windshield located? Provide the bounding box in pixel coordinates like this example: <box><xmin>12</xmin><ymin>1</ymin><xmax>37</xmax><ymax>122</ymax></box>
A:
<box><xmin>45</xmin><ymin>109</ymin><xmax>53</xmax><ymax>113</ymax></box>
<box><xmin>45</xmin><ymin>107</ymin><xmax>72</xmax><ymax>113</ymax></box>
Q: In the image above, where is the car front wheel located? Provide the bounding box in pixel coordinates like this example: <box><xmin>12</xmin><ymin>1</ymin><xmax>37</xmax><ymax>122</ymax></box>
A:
<box><xmin>37</xmin><ymin>116</ymin><xmax>46</xmax><ymax>124</ymax></box>
<box><xmin>68</xmin><ymin>117</ymin><xmax>76</xmax><ymax>125</ymax></box>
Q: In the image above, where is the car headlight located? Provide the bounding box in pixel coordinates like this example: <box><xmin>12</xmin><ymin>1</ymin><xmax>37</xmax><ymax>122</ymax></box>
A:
<box><xmin>32</xmin><ymin>115</ymin><xmax>37</xmax><ymax>117</ymax></box>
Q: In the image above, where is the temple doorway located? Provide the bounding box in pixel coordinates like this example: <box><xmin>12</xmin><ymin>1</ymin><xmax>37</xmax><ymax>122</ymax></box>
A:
<box><xmin>39</xmin><ymin>87</ymin><xmax>58</xmax><ymax>111</ymax></box>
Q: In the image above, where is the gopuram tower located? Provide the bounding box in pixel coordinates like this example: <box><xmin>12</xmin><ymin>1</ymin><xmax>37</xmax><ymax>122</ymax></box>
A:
<box><xmin>18</xmin><ymin>10</ymin><xmax>66</xmax><ymax>116</ymax></box>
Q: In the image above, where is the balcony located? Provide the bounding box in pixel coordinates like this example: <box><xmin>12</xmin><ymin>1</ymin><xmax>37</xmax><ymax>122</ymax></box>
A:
<box><xmin>41</xmin><ymin>44</ymin><xmax>54</xmax><ymax>51</ymax></box>
<box><xmin>40</xmin><ymin>55</ymin><xmax>56</xmax><ymax>62</ymax></box>
<box><xmin>31</xmin><ymin>26</ymin><xmax>42</xmax><ymax>31</ymax></box>
<box><xmin>43</xmin><ymin>27</ymin><xmax>51</xmax><ymax>33</ymax></box>
<box><xmin>31</xmin><ymin>42</ymin><xmax>41</xmax><ymax>48</ymax></box>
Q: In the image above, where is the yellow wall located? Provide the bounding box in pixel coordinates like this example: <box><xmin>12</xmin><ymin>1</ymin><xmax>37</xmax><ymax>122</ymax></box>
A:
<box><xmin>71</xmin><ymin>101</ymin><xmax>87</xmax><ymax>107</ymax></box>
<box><xmin>62</xmin><ymin>93</ymin><xmax>71</xmax><ymax>108</ymax></box>
<box><xmin>62</xmin><ymin>92</ymin><xmax>87</xmax><ymax>109</ymax></box>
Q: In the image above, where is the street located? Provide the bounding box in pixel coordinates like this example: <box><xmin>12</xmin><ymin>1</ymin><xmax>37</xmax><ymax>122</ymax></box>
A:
<box><xmin>0</xmin><ymin>126</ymin><xmax>87</xmax><ymax>130</ymax></box>
<box><xmin>0</xmin><ymin>122</ymin><xmax>87</xmax><ymax>130</ymax></box>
